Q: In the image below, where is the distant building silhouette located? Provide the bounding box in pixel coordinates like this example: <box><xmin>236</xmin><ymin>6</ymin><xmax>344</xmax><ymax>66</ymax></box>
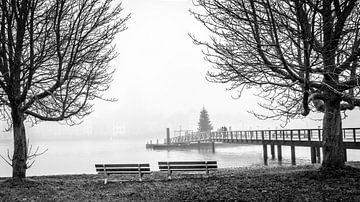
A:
<box><xmin>112</xmin><ymin>123</ymin><xmax>126</xmax><ymax>138</ymax></box>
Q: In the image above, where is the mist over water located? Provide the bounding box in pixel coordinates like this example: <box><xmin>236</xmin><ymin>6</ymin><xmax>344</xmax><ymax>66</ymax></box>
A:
<box><xmin>1</xmin><ymin>139</ymin><xmax>359</xmax><ymax>177</ymax></box>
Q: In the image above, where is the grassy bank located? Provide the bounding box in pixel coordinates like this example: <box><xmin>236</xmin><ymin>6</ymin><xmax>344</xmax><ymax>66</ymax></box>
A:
<box><xmin>1</xmin><ymin>163</ymin><xmax>360</xmax><ymax>201</ymax></box>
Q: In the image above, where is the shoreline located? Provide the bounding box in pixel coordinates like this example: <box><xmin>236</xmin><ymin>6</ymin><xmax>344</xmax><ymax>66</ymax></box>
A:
<box><xmin>1</xmin><ymin>163</ymin><xmax>360</xmax><ymax>201</ymax></box>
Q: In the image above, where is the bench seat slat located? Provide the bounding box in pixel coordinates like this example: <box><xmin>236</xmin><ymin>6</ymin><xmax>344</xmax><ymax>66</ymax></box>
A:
<box><xmin>96</xmin><ymin>168</ymin><xmax>150</xmax><ymax>172</ymax></box>
<box><xmin>158</xmin><ymin>161</ymin><xmax>216</xmax><ymax>165</ymax></box>
<box><xmin>97</xmin><ymin>171</ymin><xmax>151</xmax><ymax>175</ymax></box>
<box><xmin>95</xmin><ymin>164</ymin><xmax>149</xmax><ymax>168</ymax></box>
<box><xmin>159</xmin><ymin>165</ymin><xmax>217</xmax><ymax>170</ymax></box>
<box><xmin>159</xmin><ymin>169</ymin><xmax>215</xmax><ymax>172</ymax></box>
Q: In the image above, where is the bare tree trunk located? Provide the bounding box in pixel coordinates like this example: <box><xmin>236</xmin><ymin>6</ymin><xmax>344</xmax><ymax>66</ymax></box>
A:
<box><xmin>321</xmin><ymin>97</ymin><xmax>345</xmax><ymax>170</ymax></box>
<box><xmin>11</xmin><ymin>108</ymin><xmax>27</xmax><ymax>179</ymax></box>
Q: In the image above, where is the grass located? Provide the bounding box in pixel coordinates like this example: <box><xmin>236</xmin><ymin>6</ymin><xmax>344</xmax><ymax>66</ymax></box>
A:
<box><xmin>1</xmin><ymin>163</ymin><xmax>360</xmax><ymax>201</ymax></box>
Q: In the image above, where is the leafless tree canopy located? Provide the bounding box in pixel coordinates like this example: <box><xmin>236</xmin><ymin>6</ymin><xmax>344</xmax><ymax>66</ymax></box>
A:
<box><xmin>0</xmin><ymin>0</ymin><xmax>129</xmax><ymax>178</ymax></box>
<box><xmin>191</xmin><ymin>0</ymin><xmax>360</xmax><ymax>124</ymax></box>
<box><xmin>0</xmin><ymin>0</ymin><xmax>129</xmax><ymax>126</ymax></box>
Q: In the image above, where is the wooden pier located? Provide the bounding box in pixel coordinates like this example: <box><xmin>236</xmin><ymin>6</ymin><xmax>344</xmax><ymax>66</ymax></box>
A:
<box><xmin>149</xmin><ymin>128</ymin><xmax>360</xmax><ymax>165</ymax></box>
<box><xmin>146</xmin><ymin>142</ymin><xmax>215</xmax><ymax>151</ymax></box>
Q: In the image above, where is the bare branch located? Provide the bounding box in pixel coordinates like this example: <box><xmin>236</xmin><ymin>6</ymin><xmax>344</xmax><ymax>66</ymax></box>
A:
<box><xmin>26</xmin><ymin>138</ymin><xmax>48</xmax><ymax>169</ymax></box>
<box><xmin>191</xmin><ymin>0</ymin><xmax>360</xmax><ymax>123</ymax></box>
<box><xmin>0</xmin><ymin>149</ymin><xmax>12</xmax><ymax>167</ymax></box>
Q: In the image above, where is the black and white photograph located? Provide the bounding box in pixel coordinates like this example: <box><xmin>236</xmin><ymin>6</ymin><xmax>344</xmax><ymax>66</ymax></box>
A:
<box><xmin>1</xmin><ymin>0</ymin><xmax>360</xmax><ymax>201</ymax></box>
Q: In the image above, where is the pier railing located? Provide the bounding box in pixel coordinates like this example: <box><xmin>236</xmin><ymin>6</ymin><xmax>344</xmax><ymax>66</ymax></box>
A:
<box><xmin>170</xmin><ymin>128</ymin><xmax>360</xmax><ymax>145</ymax></box>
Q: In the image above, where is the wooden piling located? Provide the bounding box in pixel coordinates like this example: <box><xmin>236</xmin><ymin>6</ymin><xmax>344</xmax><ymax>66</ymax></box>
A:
<box><xmin>263</xmin><ymin>144</ymin><xmax>268</xmax><ymax>166</ymax></box>
<box><xmin>353</xmin><ymin>128</ymin><xmax>357</xmax><ymax>142</ymax></box>
<box><xmin>310</xmin><ymin>147</ymin><xmax>316</xmax><ymax>164</ymax></box>
<box><xmin>166</xmin><ymin>128</ymin><xmax>170</xmax><ymax>145</ymax></box>
<box><xmin>270</xmin><ymin>144</ymin><xmax>275</xmax><ymax>160</ymax></box>
<box><xmin>316</xmin><ymin>147</ymin><xmax>321</xmax><ymax>163</ymax></box>
<box><xmin>291</xmin><ymin>145</ymin><xmax>296</xmax><ymax>165</ymax></box>
<box><xmin>277</xmin><ymin>145</ymin><xmax>282</xmax><ymax>161</ymax></box>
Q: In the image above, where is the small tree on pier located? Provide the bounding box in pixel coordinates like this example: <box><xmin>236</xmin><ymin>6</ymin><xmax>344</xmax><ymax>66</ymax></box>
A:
<box><xmin>191</xmin><ymin>0</ymin><xmax>360</xmax><ymax>170</ymax></box>
<box><xmin>198</xmin><ymin>107</ymin><xmax>213</xmax><ymax>132</ymax></box>
<box><xmin>0</xmin><ymin>0</ymin><xmax>129</xmax><ymax>179</ymax></box>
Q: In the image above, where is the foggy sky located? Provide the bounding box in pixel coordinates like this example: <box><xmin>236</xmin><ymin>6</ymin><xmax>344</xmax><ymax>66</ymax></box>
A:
<box><xmin>1</xmin><ymin>0</ymin><xmax>360</xmax><ymax>143</ymax></box>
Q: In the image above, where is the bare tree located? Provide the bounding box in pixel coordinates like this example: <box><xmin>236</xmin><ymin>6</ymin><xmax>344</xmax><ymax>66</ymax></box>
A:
<box><xmin>191</xmin><ymin>0</ymin><xmax>360</xmax><ymax>170</ymax></box>
<box><xmin>0</xmin><ymin>0</ymin><xmax>129</xmax><ymax>179</ymax></box>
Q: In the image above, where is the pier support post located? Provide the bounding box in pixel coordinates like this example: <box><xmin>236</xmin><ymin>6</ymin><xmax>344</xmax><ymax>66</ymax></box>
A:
<box><xmin>277</xmin><ymin>145</ymin><xmax>282</xmax><ymax>161</ymax></box>
<box><xmin>291</xmin><ymin>145</ymin><xmax>296</xmax><ymax>165</ymax></box>
<box><xmin>166</xmin><ymin>128</ymin><xmax>170</xmax><ymax>145</ymax></box>
<box><xmin>270</xmin><ymin>144</ymin><xmax>275</xmax><ymax>160</ymax></box>
<box><xmin>316</xmin><ymin>147</ymin><xmax>321</xmax><ymax>163</ymax></box>
<box><xmin>310</xmin><ymin>147</ymin><xmax>316</xmax><ymax>164</ymax></box>
<box><xmin>263</xmin><ymin>144</ymin><xmax>268</xmax><ymax>166</ymax></box>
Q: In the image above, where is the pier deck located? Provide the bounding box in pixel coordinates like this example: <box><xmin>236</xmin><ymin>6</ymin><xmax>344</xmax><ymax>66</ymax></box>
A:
<box><xmin>149</xmin><ymin>128</ymin><xmax>360</xmax><ymax>165</ymax></box>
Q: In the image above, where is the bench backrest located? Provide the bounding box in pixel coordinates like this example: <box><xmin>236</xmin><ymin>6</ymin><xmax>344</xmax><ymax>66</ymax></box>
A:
<box><xmin>95</xmin><ymin>164</ymin><xmax>150</xmax><ymax>175</ymax></box>
<box><xmin>158</xmin><ymin>161</ymin><xmax>217</xmax><ymax>171</ymax></box>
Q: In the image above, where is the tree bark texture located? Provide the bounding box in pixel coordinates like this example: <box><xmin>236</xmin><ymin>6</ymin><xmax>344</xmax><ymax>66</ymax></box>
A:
<box><xmin>321</xmin><ymin>97</ymin><xmax>345</xmax><ymax>169</ymax></box>
<box><xmin>11</xmin><ymin>108</ymin><xmax>27</xmax><ymax>178</ymax></box>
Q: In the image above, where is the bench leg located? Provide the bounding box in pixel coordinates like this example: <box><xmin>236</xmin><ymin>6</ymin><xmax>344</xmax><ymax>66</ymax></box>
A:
<box><xmin>103</xmin><ymin>173</ymin><xmax>110</xmax><ymax>184</ymax></box>
<box><xmin>167</xmin><ymin>171</ymin><xmax>172</xmax><ymax>180</ymax></box>
<box><xmin>139</xmin><ymin>174</ymin><xmax>143</xmax><ymax>182</ymax></box>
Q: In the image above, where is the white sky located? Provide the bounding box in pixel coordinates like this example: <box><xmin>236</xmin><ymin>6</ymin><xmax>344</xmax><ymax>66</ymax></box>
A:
<box><xmin>3</xmin><ymin>0</ymin><xmax>360</xmax><ymax>142</ymax></box>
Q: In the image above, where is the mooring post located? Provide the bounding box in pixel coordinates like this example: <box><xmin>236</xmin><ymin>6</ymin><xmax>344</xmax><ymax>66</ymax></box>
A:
<box><xmin>263</xmin><ymin>144</ymin><xmax>268</xmax><ymax>166</ymax></box>
<box><xmin>310</xmin><ymin>147</ymin><xmax>316</xmax><ymax>164</ymax></box>
<box><xmin>277</xmin><ymin>145</ymin><xmax>282</xmax><ymax>161</ymax></box>
<box><xmin>316</xmin><ymin>147</ymin><xmax>321</xmax><ymax>163</ymax></box>
<box><xmin>353</xmin><ymin>128</ymin><xmax>357</xmax><ymax>142</ymax></box>
<box><xmin>269</xmin><ymin>131</ymin><xmax>271</xmax><ymax>141</ymax></box>
<box><xmin>166</xmin><ymin>128</ymin><xmax>170</xmax><ymax>145</ymax></box>
<box><xmin>291</xmin><ymin>145</ymin><xmax>296</xmax><ymax>165</ymax></box>
<box><xmin>270</xmin><ymin>144</ymin><xmax>275</xmax><ymax>160</ymax></box>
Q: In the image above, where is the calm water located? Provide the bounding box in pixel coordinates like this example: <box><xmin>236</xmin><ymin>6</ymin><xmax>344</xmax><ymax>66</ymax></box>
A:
<box><xmin>0</xmin><ymin>140</ymin><xmax>359</xmax><ymax>177</ymax></box>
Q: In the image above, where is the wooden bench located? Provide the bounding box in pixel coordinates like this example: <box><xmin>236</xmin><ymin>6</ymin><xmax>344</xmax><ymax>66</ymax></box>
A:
<box><xmin>95</xmin><ymin>164</ymin><xmax>150</xmax><ymax>184</ymax></box>
<box><xmin>158</xmin><ymin>161</ymin><xmax>217</xmax><ymax>179</ymax></box>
